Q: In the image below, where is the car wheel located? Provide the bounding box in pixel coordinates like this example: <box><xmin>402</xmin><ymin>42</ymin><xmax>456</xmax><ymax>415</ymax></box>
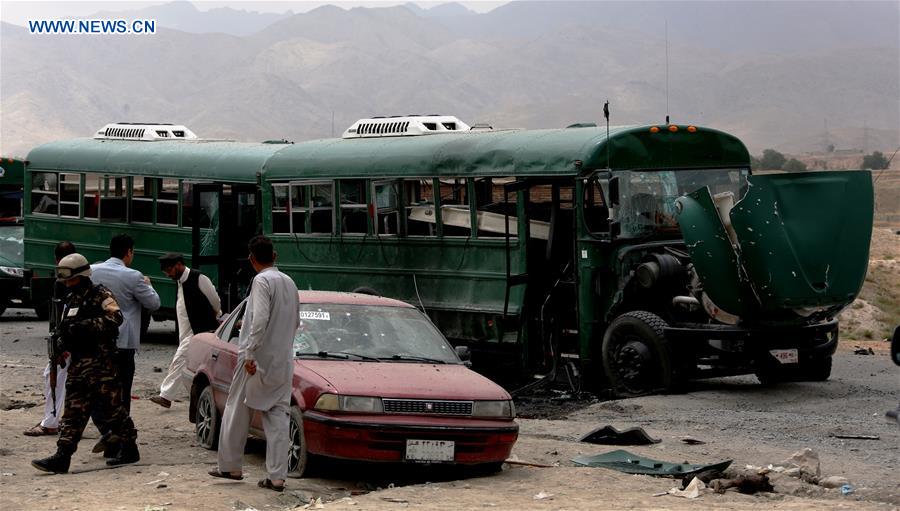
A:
<box><xmin>801</xmin><ymin>355</ymin><xmax>832</xmax><ymax>381</ymax></box>
<box><xmin>288</xmin><ymin>406</ymin><xmax>314</xmax><ymax>478</ymax></box>
<box><xmin>602</xmin><ymin>311</ymin><xmax>674</xmax><ymax>397</ymax></box>
<box><xmin>195</xmin><ymin>386</ymin><xmax>220</xmax><ymax>450</ymax></box>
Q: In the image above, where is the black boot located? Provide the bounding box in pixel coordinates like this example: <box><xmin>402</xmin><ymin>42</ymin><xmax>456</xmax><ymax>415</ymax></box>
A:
<box><xmin>32</xmin><ymin>451</ymin><xmax>72</xmax><ymax>474</ymax></box>
<box><xmin>106</xmin><ymin>442</ymin><xmax>139</xmax><ymax>466</ymax></box>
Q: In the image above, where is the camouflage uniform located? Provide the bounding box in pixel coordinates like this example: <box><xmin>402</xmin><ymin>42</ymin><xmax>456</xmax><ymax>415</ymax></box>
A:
<box><xmin>55</xmin><ymin>278</ymin><xmax>137</xmax><ymax>456</ymax></box>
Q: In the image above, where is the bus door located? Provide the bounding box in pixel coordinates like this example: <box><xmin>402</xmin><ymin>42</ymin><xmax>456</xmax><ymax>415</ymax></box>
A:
<box><xmin>189</xmin><ymin>183</ymin><xmax>224</xmax><ymax>308</ymax></box>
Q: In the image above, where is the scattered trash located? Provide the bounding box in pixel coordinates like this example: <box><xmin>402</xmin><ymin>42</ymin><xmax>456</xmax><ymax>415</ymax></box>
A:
<box><xmin>651</xmin><ymin>491</ymin><xmax>669</xmax><ymax>497</ymax></box>
<box><xmin>533</xmin><ymin>491</ymin><xmax>554</xmax><ymax>500</ymax></box>
<box><xmin>571</xmin><ymin>449</ymin><xmax>732</xmax><ymax>477</ymax></box>
<box><xmin>840</xmin><ymin>484</ymin><xmax>854</xmax><ymax>496</ymax></box>
<box><xmin>579</xmin><ymin>425</ymin><xmax>661</xmax><ymax>445</ymax></box>
<box><xmin>680</xmin><ymin>436</ymin><xmax>706</xmax><ymax>445</ymax></box>
<box><xmin>669</xmin><ymin>477</ymin><xmax>707</xmax><ymax>498</ymax></box>
<box><xmin>709</xmin><ymin>474</ymin><xmax>774</xmax><ymax>494</ymax></box>
<box><xmin>831</xmin><ymin>433</ymin><xmax>879</xmax><ymax>440</ymax></box>
<box><xmin>156</xmin><ymin>484</ymin><xmax>167</xmax><ymax>489</ymax></box>
<box><xmin>302</xmin><ymin>497</ymin><xmax>324</xmax><ymax>510</ymax></box>
<box><xmin>853</xmin><ymin>346</ymin><xmax>875</xmax><ymax>355</ymax></box>
<box><xmin>781</xmin><ymin>448</ymin><xmax>820</xmax><ymax>482</ymax></box>
<box><xmin>503</xmin><ymin>459</ymin><xmax>554</xmax><ymax>468</ymax></box>
<box><xmin>380</xmin><ymin>497</ymin><xmax>409</xmax><ymax>503</ymax></box>
<box><xmin>682</xmin><ymin>469</ymin><xmax>724</xmax><ymax>488</ymax></box>
<box><xmin>153</xmin><ymin>367</ymin><xmax>164</xmax><ymax>373</ymax></box>
<box><xmin>1</xmin><ymin>472</ymin><xmax>14</xmax><ymax>476</ymax></box>
<box><xmin>819</xmin><ymin>476</ymin><xmax>850</xmax><ymax>489</ymax></box>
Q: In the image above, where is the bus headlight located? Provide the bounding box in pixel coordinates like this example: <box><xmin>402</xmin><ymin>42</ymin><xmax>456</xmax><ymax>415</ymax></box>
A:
<box><xmin>0</xmin><ymin>266</ymin><xmax>24</xmax><ymax>278</ymax></box>
<box><xmin>313</xmin><ymin>393</ymin><xmax>383</xmax><ymax>413</ymax></box>
<box><xmin>472</xmin><ymin>400</ymin><xmax>515</xmax><ymax>418</ymax></box>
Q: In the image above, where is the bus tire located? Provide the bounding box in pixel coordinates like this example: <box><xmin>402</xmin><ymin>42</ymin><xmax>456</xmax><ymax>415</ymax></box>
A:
<box><xmin>350</xmin><ymin>286</ymin><xmax>380</xmax><ymax>296</ymax></box>
<box><xmin>601</xmin><ymin>311</ymin><xmax>674</xmax><ymax>398</ymax></box>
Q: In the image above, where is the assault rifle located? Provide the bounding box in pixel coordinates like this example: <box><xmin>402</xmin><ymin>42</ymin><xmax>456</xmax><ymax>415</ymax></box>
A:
<box><xmin>46</xmin><ymin>300</ymin><xmax>68</xmax><ymax>417</ymax></box>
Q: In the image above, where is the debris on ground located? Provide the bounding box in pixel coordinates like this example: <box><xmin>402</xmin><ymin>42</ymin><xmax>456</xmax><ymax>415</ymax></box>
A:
<box><xmin>680</xmin><ymin>436</ymin><xmax>706</xmax><ymax>445</ymax></box>
<box><xmin>818</xmin><ymin>476</ymin><xmax>850</xmax><ymax>489</ymax></box>
<box><xmin>780</xmin><ymin>448</ymin><xmax>820</xmax><ymax>483</ymax></box>
<box><xmin>232</xmin><ymin>501</ymin><xmax>258</xmax><ymax>511</ymax></box>
<box><xmin>853</xmin><ymin>346</ymin><xmax>875</xmax><ymax>355</ymax></box>
<box><xmin>709</xmin><ymin>474</ymin><xmax>774</xmax><ymax>494</ymax></box>
<box><xmin>668</xmin><ymin>477</ymin><xmax>707</xmax><ymax>498</ymax></box>
<box><xmin>571</xmin><ymin>449</ymin><xmax>732</xmax><ymax>477</ymax></box>
<box><xmin>579</xmin><ymin>425</ymin><xmax>661</xmax><ymax>445</ymax></box>
<box><xmin>533</xmin><ymin>491</ymin><xmax>554</xmax><ymax>500</ymax></box>
<box><xmin>841</xmin><ymin>484</ymin><xmax>855</xmax><ymax>495</ymax></box>
<box><xmin>831</xmin><ymin>433</ymin><xmax>879</xmax><ymax>440</ymax></box>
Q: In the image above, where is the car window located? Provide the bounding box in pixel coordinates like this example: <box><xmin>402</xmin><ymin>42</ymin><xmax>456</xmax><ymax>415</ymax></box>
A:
<box><xmin>294</xmin><ymin>304</ymin><xmax>459</xmax><ymax>363</ymax></box>
<box><xmin>217</xmin><ymin>301</ymin><xmax>246</xmax><ymax>344</ymax></box>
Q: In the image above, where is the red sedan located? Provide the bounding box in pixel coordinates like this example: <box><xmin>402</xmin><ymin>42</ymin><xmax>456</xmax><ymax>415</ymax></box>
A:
<box><xmin>184</xmin><ymin>291</ymin><xmax>518</xmax><ymax>476</ymax></box>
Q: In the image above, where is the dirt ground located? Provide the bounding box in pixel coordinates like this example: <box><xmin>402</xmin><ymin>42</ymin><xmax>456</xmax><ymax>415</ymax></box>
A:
<box><xmin>1</xmin><ymin>312</ymin><xmax>898</xmax><ymax>511</ymax></box>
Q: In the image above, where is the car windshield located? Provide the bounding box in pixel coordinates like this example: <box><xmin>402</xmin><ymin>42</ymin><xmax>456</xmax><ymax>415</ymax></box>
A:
<box><xmin>615</xmin><ymin>168</ymin><xmax>749</xmax><ymax>237</ymax></box>
<box><xmin>293</xmin><ymin>304</ymin><xmax>460</xmax><ymax>364</ymax></box>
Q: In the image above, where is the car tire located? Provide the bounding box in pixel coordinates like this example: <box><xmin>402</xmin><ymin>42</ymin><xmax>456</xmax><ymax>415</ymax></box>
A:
<box><xmin>288</xmin><ymin>406</ymin><xmax>316</xmax><ymax>478</ymax></box>
<box><xmin>601</xmin><ymin>311</ymin><xmax>674</xmax><ymax>397</ymax></box>
<box><xmin>195</xmin><ymin>386</ymin><xmax>220</xmax><ymax>450</ymax></box>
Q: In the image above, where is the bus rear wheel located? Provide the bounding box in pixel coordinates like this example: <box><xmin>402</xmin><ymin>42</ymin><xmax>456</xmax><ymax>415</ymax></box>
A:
<box><xmin>602</xmin><ymin>311</ymin><xmax>674</xmax><ymax>398</ymax></box>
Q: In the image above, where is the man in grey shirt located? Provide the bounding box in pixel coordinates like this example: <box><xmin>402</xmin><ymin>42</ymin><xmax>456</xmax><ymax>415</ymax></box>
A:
<box><xmin>90</xmin><ymin>234</ymin><xmax>160</xmax><ymax>412</ymax></box>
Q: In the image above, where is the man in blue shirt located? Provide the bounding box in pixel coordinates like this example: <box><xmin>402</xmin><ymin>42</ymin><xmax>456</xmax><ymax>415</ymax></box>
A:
<box><xmin>90</xmin><ymin>234</ymin><xmax>160</xmax><ymax>412</ymax></box>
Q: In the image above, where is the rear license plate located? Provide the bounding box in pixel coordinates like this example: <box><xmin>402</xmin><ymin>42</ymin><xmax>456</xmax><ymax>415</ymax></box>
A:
<box><xmin>770</xmin><ymin>349</ymin><xmax>799</xmax><ymax>364</ymax></box>
<box><xmin>405</xmin><ymin>440</ymin><xmax>455</xmax><ymax>463</ymax></box>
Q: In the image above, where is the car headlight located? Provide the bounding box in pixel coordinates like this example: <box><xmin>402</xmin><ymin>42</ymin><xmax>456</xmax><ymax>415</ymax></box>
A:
<box><xmin>313</xmin><ymin>393</ymin><xmax>383</xmax><ymax>413</ymax></box>
<box><xmin>0</xmin><ymin>266</ymin><xmax>24</xmax><ymax>278</ymax></box>
<box><xmin>472</xmin><ymin>400</ymin><xmax>515</xmax><ymax>418</ymax></box>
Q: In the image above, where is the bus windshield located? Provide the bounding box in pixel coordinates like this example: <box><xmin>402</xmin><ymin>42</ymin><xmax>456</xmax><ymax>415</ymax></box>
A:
<box><xmin>615</xmin><ymin>168</ymin><xmax>749</xmax><ymax>237</ymax></box>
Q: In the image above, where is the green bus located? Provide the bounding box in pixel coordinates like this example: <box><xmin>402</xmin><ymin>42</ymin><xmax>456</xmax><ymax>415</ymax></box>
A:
<box><xmin>1</xmin><ymin>157</ymin><xmax>28</xmax><ymax>317</ymax></box>
<box><xmin>23</xmin><ymin>118</ymin><xmax>873</xmax><ymax>394</ymax></box>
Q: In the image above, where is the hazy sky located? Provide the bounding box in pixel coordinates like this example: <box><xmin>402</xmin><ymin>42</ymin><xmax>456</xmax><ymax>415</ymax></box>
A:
<box><xmin>0</xmin><ymin>0</ymin><xmax>507</xmax><ymax>25</ymax></box>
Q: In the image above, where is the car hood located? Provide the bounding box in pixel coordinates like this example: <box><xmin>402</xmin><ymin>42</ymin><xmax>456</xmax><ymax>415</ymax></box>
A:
<box><xmin>297</xmin><ymin>360</ymin><xmax>510</xmax><ymax>401</ymax></box>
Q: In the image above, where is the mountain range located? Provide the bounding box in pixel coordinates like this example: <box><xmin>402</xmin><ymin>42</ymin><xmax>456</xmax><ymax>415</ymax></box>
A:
<box><xmin>1</xmin><ymin>1</ymin><xmax>897</xmax><ymax>157</ymax></box>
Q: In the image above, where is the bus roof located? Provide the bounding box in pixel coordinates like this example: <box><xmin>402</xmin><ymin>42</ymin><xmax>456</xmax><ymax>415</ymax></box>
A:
<box><xmin>25</xmin><ymin>139</ymin><xmax>293</xmax><ymax>182</ymax></box>
<box><xmin>264</xmin><ymin>124</ymin><xmax>750</xmax><ymax>180</ymax></box>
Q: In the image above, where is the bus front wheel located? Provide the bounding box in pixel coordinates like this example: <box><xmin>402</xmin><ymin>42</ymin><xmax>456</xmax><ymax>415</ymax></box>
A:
<box><xmin>601</xmin><ymin>311</ymin><xmax>674</xmax><ymax>398</ymax></box>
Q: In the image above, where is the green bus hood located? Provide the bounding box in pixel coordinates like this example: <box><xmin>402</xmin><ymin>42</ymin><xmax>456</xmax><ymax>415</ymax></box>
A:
<box><xmin>676</xmin><ymin>170</ymin><xmax>873</xmax><ymax>323</ymax></box>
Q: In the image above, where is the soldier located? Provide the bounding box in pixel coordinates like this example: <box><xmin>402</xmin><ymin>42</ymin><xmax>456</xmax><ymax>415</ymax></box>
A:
<box><xmin>31</xmin><ymin>253</ymin><xmax>140</xmax><ymax>474</ymax></box>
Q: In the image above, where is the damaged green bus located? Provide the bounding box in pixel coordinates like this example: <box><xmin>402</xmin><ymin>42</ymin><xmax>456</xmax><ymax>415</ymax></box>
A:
<box><xmin>23</xmin><ymin>118</ymin><xmax>873</xmax><ymax>394</ymax></box>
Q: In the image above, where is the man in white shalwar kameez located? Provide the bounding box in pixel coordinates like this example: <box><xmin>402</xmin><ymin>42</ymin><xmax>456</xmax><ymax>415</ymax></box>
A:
<box><xmin>209</xmin><ymin>236</ymin><xmax>298</xmax><ymax>492</ymax></box>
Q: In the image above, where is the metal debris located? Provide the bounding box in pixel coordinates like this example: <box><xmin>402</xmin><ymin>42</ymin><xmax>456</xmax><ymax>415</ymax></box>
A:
<box><xmin>571</xmin><ymin>449</ymin><xmax>732</xmax><ymax>477</ymax></box>
<box><xmin>579</xmin><ymin>425</ymin><xmax>661</xmax><ymax>445</ymax></box>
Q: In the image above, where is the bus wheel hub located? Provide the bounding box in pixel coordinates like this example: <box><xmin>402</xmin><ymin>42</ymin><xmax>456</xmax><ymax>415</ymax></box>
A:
<box><xmin>616</xmin><ymin>340</ymin><xmax>652</xmax><ymax>380</ymax></box>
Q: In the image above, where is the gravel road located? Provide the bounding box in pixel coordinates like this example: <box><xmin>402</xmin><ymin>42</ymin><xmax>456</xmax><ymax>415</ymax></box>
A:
<box><xmin>1</xmin><ymin>312</ymin><xmax>897</xmax><ymax>510</ymax></box>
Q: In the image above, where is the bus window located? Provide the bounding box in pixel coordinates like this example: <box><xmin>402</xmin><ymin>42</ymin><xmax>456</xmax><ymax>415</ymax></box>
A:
<box><xmin>59</xmin><ymin>173</ymin><xmax>81</xmax><ymax>218</ymax></box>
<box><xmin>439</xmin><ymin>178</ymin><xmax>470</xmax><ymax>236</ymax></box>
<box><xmin>339</xmin><ymin>179</ymin><xmax>368</xmax><ymax>235</ymax></box>
<box><xmin>131</xmin><ymin>177</ymin><xmax>154</xmax><ymax>223</ymax></box>
<box><xmin>310</xmin><ymin>183</ymin><xmax>334</xmax><ymax>234</ymax></box>
<box><xmin>100</xmin><ymin>176</ymin><xmax>127</xmax><ymax>223</ymax></box>
<box><xmin>374</xmin><ymin>180</ymin><xmax>399</xmax><ymax>235</ymax></box>
<box><xmin>157</xmin><ymin>179</ymin><xmax>178</xmax><ymax>226</ymax></box>
<box><xmin>181</xmin><ymin>182</ymin><xmax>217</xmax><ymax>229</ymax></box>
<box><xmin>271</xmin><ymin>183</ymin><xmax>290</xmax><ymax>233</ymax></box>
<box><xmin>291</xmin><ymin>184</ymin><xmax>307</xmax><ymax>234</ymax></box>
<box><xmin>83</xmin><ymin>173</ymin><xmax>101</xmax><ymax>220</ymax></box>
<box><xmin>474</xmin><ymin>177</ymin><xmax>517</xmax><ymax>238</ymax></box>
<box><xmin>31</xmin><ymin>172</ymin><xmax>59</xmax><ymax>215</ymax></box>
<box><xmin>404</xmin><ymin>179</ymin><xmax>435</xmax><ymax>237</ymax></box>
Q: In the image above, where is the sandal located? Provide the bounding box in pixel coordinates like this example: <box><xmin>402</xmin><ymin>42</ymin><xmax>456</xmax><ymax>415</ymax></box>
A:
<box><xmin>208</xmin><ymin>469</ymin><xmax>244</xmax><ymax>480</ymax></box>
<box><xmin>23</xmin><ymin>424</ymin><xmax>57</xmax><ymax>437</ymax></box>
<box><xmin>257</xmin><ymin>478</ymin><xmax>285</xmax><ymax>492</ymax></box>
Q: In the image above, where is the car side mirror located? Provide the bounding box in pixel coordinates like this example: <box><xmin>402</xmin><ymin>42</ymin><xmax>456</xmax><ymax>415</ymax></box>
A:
<box><xmin>455</xmin><ymin>345</ymin><xmax>472</xmax><ymax>367</ymax></box>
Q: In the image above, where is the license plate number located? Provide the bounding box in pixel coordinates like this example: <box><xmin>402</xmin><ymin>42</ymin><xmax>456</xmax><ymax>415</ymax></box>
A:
<box><xmin>770</xmin><ymin>349</ymin><xmax>799</xmax><ymax>364</ymax></box>
<box><xmin>405</xmin><ymin>440</ymin><xmax>455</xmax><ymax>463</ymax></box>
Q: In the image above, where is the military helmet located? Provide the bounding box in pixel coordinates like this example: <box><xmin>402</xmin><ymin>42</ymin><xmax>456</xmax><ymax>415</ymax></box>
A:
<box><xmin>56</xmin><ymin>253</ymin><xmax>91</xmax><ymax>281</ymax></box>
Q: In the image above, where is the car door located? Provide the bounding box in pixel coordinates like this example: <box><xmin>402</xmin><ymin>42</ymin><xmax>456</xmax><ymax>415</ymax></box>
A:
<box><xmin>211</xmin><ymin>301</ymin><xmax>244</xmax><ymax>405</ymax></box>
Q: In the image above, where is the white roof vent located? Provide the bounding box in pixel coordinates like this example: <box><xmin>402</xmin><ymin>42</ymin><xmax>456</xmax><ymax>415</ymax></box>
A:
<box><xmin>342</xmin><ymin>115</ymin><xmax>471</xmax><ymax>139</ymax></box>
<box><xmin>94</xmin><ymin>123</ymin><xmax>198</xmax><ymax>141</ymax></box>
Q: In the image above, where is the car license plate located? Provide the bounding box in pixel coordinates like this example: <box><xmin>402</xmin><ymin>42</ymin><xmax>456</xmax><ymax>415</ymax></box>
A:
<box><xmin>770</xmin><ymin>349</ymin><xmax>799</xmax><ymax>364</ymax></box>
<box><xmin>405</xmin><ymin>440</ymin><xmax>455</xmax><ymax>463</ymax></box>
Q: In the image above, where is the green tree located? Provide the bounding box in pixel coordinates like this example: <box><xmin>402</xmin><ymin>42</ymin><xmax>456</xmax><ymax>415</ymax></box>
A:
<box><xmin>782</xmin><ymin>158</ymin><xmax>808</xmax><ymax>172</ymax></box>
<box><xmin>861</xmin><ymin>151</ymin><xmax>889</xmax><ymax>170</ymax></box>
<box><xmin>749</xmin><ymin>155</ymin><xmax>761</xmax><ymax>171</ymax></box>
<box><xmin>759</xmin><ymin>149</ymin><xmax>787</xmax><ymax>170</ymax></box>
